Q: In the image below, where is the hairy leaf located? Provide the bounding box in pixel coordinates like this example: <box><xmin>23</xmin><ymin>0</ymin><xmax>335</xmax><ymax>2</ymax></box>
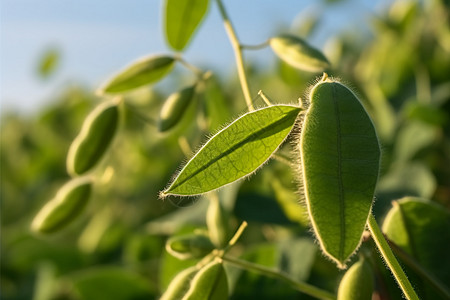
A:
<box><xmin>165</xmin><ymin>0</ymin><xmax>209</xmax><ymax>51</ymax></box>
<box><xmin>162</xmin><ymin>105</ymin><xmax>301</xmax><ymax>196</ymax></box>
<box><xmin>299</xmin><ymin>76</ymin><xmax>380</xmax><ymax>268</ymax></box>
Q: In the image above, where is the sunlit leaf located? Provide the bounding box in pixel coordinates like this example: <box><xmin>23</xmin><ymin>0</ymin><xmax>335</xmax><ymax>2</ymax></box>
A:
<box><xmin>270</xmin><ymin>34</ymin><xmax>330</xmax><ymax>72</ymax></box>
<box><xmin>162</xmin><ymin>105</ymin><xmax>301</xmax><ymax>196</ymax></box>
<box><xmin>98</xmin><ymin>55</ymin><xmax>175</xmax><ymax>94</ymax></box>
<box><xmin>299</xmin><ymin>77</ymin><xmax>380</xmax><ymax>268</ymax></box>
<box><xmin>165</xmin><ymin>0</ymin><xmax>209</xmax><ymax>51</ymax></box>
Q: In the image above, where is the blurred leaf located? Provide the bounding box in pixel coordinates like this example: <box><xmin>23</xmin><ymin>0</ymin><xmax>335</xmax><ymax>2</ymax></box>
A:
<box><xmin>158</xmin><ymin>85</ymin><xmax>197</xmax><ymax>132</ymax></box>
<box><xmin>31</xmin><ymin>177</ymin><xmax>93</xmax><ymax>234</ymax></box>
<box><xmin>163</xmin><ymin>105</ymin><xmax>301</xmax><ymax>196</ymax></box>
<box><xmin>377</xmin><ymin>163</ymin><xmax>436</xmax><ymax>201</ymax></box>
<box><xmin>184</xmin><ymin>260</ymin><xmax>228</xmax><ymax>300</ymax></box>
<box><xmin>404</xmin><ymin>102</ymin><xmax>448</xmax><ymax>126</ymax></box>
<box><xmin>37</xmin><ymin>48</ymin><xmax>59</xmax><ymax>78</ymax></box>
<box><xmin>271</xmin><ymin>178</ymin><xmax>309</xmax><ymax>227</ymax></box>
<box><xmin>164</xmin><ymin>0</ymin><xmax>209</xmax><ymax>51</ymax></box>
<box><xmin>382</xmin><ymin>197</ymin><xmax>450</xmax><ymax>298</ymax></box>
<box><xmin>32</xmin><ymin>262</ymin><xmax>58</xmax><ymax>300</ymax></box>
<box><xmin>230</xmin><ymin>243</ymin><xmax>299</xmax><ymax>299</ymax></box>
<box><xmin>234</xmin><ymin>192</ymin><xmax>292</xmax><ymax>225</ymax></box>
<box><xmin>278</xmin><ymin>238</ymin><xmax>316</xmax><ymax>281</ymax></box>
<box><xmin>160</xmin><ymin>266</ymin><xmax>199</xmax><ymax>300</ymax></box>
<box><xmin>394</xmin><ymin>120</ymin><xmax>437</xmax><ymax>162</ymax></box>
<box><xmin>270</xmin><ymin>34</ymin><xmax>330</xmax><ymax>72</ymax></box>
<box><xmin>70</xmin><ymin>267</ymin><xmax>156</xmax><ymax>300</ymax></box>
<box><xmin>98</xmin><ymin>55</ymin><xmax>175</xmax><ymax>95</ymax></box>
<box><xmin>159</xmin><ymin>226</ymin><xmax>202</xmax><ymax>291</ymax></box>
<box><xmin>67</xmin><ymin>99</ymin><xmax>120</xmax><ymax>176</ymax></box>
<box><xmin>203</xmin><ymin>75</ymin><xmax>232</xmax><ymax>133</ymax></box>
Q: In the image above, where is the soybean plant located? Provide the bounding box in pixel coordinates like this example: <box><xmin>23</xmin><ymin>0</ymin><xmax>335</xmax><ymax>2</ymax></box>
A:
<box><xmin>30</xmin><ymin>1</ymin><xmax>450</xmax><ymax>300</ymax></box>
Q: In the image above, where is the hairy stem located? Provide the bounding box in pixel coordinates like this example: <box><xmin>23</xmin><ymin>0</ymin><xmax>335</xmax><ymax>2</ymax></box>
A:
<box><xmin>216</xmin><ymin>0</ymin><xmax>254</xmax><ymax>111</ymax></box>
<box><xmin>222</xmin><ymin>255</ymin><xmax>336</xmax><ymax>300</ymax></box>
<box><xmin>367</xmin><ymin>214</ymin><xmax>419</xmax><ymax>300</ymax></box>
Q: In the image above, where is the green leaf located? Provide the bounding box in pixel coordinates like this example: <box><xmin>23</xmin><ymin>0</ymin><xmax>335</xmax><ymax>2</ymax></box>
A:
<box><xmin>376</xmin><ymin>162</ymin><xmax>436</xmax><ymax>201</ymax></box>
<box><xmin>67</xmin><ymin>99</ymin><xmax>120</xmax><ymax>176</ymax></box>
<box><xmin>162</xmin><ymin>105</ymin><xmax>301</xmax><ymax>196</ymax></box>
<box><xmin>31</xmin><ymin>177</ymin><xmax>92</xmax><ymax>234</ymax></box>
<box><xmin>71</xmin><ymin>267</ymin><xmax>156</xmax><ymax>300</ymax></box>
<box><xmin>270</xmin><ymin>34</ymin><xmax>330</xmax><ymax>72</ymax></box>
<box><xmin>299</xmin><ymin>77</ymin><xmax>380</xmax><ymax>268</ymax></box>
<box><xmin>382</xmin><ymin>197</ymin><xmax>450</xmax><ymax>298</ymax></box>
<box><xmin>160</xmin><ymin>266</ymin><xmax>199</xmax><ymax>300</ymax></box>
<box><xmin>159</xmin><ymin>85</ymin><xmax>197</xmax><ymax>132</ymax></box>
<box><xmin>98</xmin><ymin>55</ymin><xmax>175</xmax><ymax>94</ymax></box>
<box><xmin>164</xmin><ymin>0</ymin><xmax>209</xmax><ymax>51</ymax></box>
<box><xmin>37</xmin><ymin>48</ymin><xmax>59</xmax><ymax>78</ymax></box>
<box><xmin>184</xmin><ymin>260</ymin><xmax>228</xmax><ymax>300</ymax></box>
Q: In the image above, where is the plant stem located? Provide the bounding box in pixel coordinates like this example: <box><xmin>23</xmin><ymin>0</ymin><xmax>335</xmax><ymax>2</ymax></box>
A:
<box><xmin>215</xmin><ymin>0</ymin><xmax>254</xmax><ymax>111</ymax></box>
<box><xmin>367</xmin><ymin>214</ymin><xmax>419</xmax><ymax>300</ymax></box>
<box><xmin>240</xmin><ymin>40</ymin><xmax>270</xmax><ymax>50</ymax></box>
<box><xmin>222</xmin><ymin>255</ymin><xmax>336</xmax><ymax>300</ymax></box>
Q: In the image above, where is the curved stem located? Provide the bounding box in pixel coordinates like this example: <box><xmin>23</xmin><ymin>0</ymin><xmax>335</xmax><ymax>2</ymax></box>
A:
<box><xmin>367</xmin><ymin>214</ymin><xmax>419</xmax><ymax>300</ymax></box>
<box><xmin>215</xmin><ymin>0</ymin><xmax>254</xmax><ymax>111</ymax></box>
<box><xmin>176</xmin><ymin>56</ymin><xmax>205</xmax><ymax>78</ymax></box>
<box><xmin>240</xmin><ymin>40</ymin><xmax>270</xmax><ymax>50</ymax></box>
<box><xmin>222</xmin><ymin>255</ymin><xmax>336</xmax><ymax>300</ymax></box>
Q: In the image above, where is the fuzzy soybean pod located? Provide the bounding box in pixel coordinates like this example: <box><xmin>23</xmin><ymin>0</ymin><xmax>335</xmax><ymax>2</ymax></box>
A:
<box><xmin>183</xmin><ymin>260</ymin><xmax>228</xmax><ymax>300</ymax></box>
<box><xmin>337</xmin><ymin>259</ymin><xmax>374</xmax><ymax>300</ymax></box>
<box><xmin>67</xmin><ymin>99</ymin><xmax>120</xmax><ymax>176</ymax></box>
<box><xmin>31</xmin><ymin>177</ymin><xmax>93</xmax><ymax>234</ymax></box>
<box><xmin>158</xmin><ymin>85</ymin><xmax>196</xmax><ymax>132</ymax></box>
<box><xmin>299</xmin><ymin>75</ymin><xmax>381</xmax><ymax>268</ymax></box>
<box><xmin>160</xmin><ymin>266</ymin><xmax>199</xmax><ymax>300</ymax></box>
<box><xmin>206</xmin><ymin>195</ymin><xmax>230</xmax><ymax>248</ymax></box>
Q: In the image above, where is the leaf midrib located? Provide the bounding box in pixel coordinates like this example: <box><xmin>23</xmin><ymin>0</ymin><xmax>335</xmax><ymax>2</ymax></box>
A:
<box><xmin>332</xmin><ymin>83</ymin><xmax>346</xmax><ymax>260</ymax></box>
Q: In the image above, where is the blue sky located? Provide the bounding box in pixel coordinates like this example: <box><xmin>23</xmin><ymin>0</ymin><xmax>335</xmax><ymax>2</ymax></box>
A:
<box><xmin>1</xmin><ymin>0</ymin><xmax>391</xmax><ymax>114</ymax></box>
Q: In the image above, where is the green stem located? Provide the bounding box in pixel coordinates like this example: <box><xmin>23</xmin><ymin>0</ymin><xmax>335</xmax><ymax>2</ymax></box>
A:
<box><xmin>367</xmin><ymin>214</ymin><xmax>419</xmax><ymax>300</ymax></box>
<box><xmin>176</xmin><ymin>56</ymin><xmax>206</xmax><ymax>79</ymax></box>
<box><xmin>215</xmin><ymin>0</ymin><xmax>254</xmax><ymax>111</ymax></box>
<box><xmin>387</xmin><ymin>238</ymin><xmax>450</xmax><ymax>299</ymax></box>
<box><xmin>222</xmin><ymin>255</ymin><xmax>336</xmax><ymax>300</ymax></box>
<box><xmin>240</xmin><ymin>40</ymin><xmax>270</xmax><ymax>50</ymax></box>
